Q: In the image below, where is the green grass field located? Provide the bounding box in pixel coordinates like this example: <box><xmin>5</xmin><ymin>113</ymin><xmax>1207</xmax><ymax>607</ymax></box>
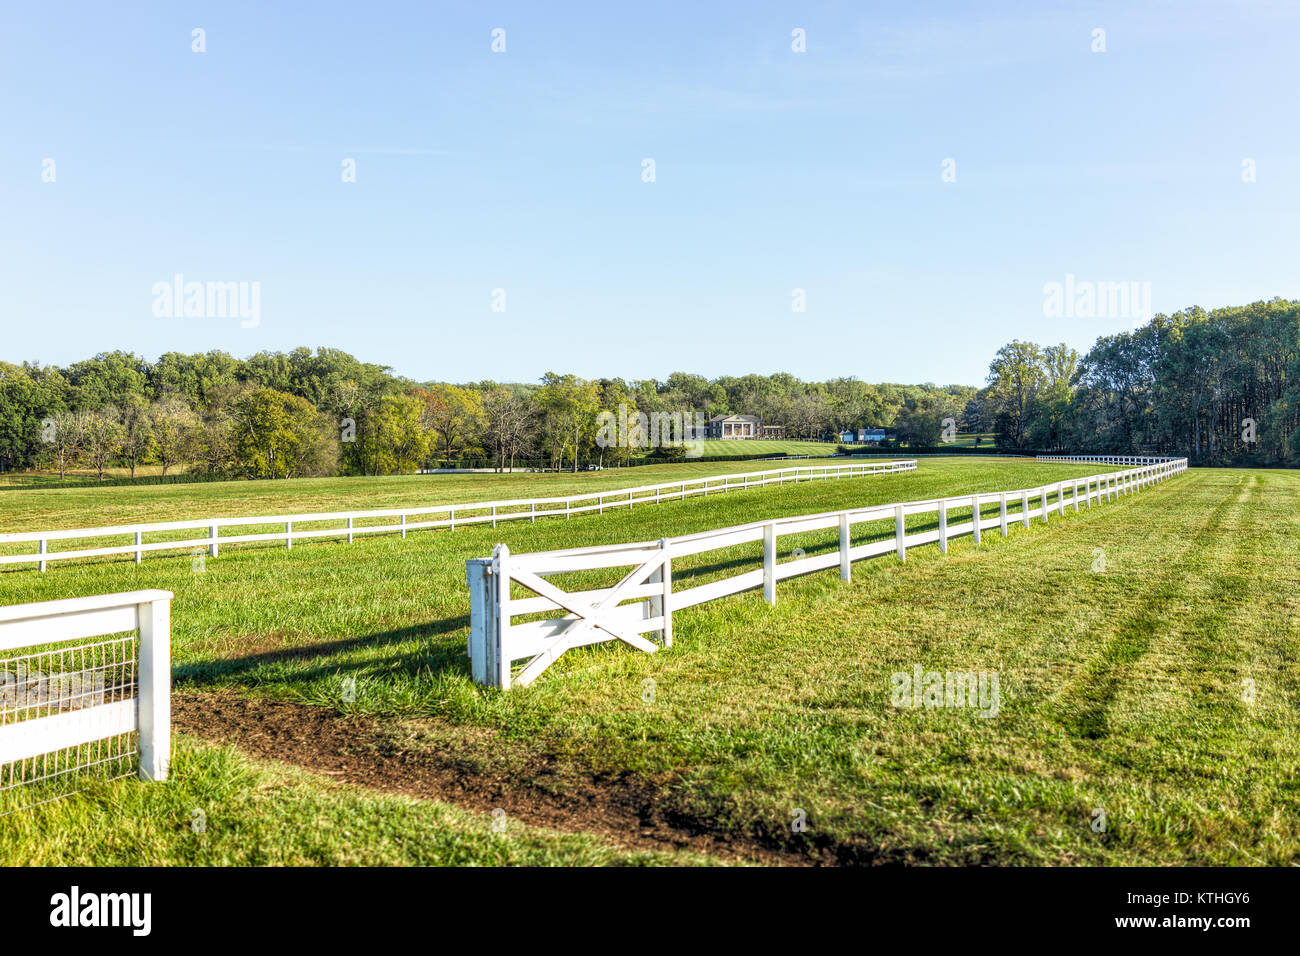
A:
<box><xmin>2</xmin><ymin>458</ymin><xmax>1296</xmax><ymax>865</ymax></box>
<box><xmin>690</xmin><ymin>438</ymin><xmax>841</xmax><ymax>458</ymax></box>
<box><xmin>0</xmin><ymin>456</ymin><xmax>921</xmax><ymax>533</ymax></box>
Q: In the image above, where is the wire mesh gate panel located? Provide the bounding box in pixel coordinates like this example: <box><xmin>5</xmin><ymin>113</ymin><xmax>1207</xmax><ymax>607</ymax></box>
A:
<box><xmin>0</xmin><ymin>590</ymin><xmax>172</xmax><ymax>816</ymax></box>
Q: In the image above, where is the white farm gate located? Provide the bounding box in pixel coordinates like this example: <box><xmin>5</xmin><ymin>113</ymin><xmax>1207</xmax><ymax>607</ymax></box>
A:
<box><xmin>467</xmin><ymin>458</ymin><xmax>1189</xmax><ymax>688</ymax></box>
<box><xmin>0</xmin><ymin>590</ymin><xmax>172</xmax><ymax>814</ymax></box>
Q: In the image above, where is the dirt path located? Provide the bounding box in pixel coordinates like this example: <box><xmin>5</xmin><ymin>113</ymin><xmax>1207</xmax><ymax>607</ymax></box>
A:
<box><xmin>172</xmin><ymin>691</ymin><xmax>807</xmax><ymax>866</ymax></box>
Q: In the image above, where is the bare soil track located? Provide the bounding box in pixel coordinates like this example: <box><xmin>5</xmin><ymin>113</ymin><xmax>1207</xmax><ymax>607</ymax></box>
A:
<box><xmin>173</xmin><ymin>691</ymin><xmax>812</xmax><ymax>865</ymax></box>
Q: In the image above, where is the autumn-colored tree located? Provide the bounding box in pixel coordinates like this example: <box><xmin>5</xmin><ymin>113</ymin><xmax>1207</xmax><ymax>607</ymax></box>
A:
<box><xmin>417</xmin><ymin>385</ymin><xmax>486</xmax><ymax>465</ymax></box>
<box><xmin>149</xmin><ymin>396</ymin><xmax>200</xmax><ymax>476</ymax></box>
<box><xmin>81</xmin><ymin>407</ymin><xmax>125</xmax><ymax>481</ymax></box>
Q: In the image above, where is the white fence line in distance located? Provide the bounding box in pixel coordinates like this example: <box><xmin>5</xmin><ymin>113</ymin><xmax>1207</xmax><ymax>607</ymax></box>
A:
<box><xmin>0</xmin><ymin>461</ymin><xmax>917</xmax><ymax>573</ymax></box>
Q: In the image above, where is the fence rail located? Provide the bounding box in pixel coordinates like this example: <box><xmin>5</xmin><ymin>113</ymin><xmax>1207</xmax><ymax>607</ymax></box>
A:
<box><xmin>1</xmin><ymin>589</ymin><xmax>172</xmax><ymax>814</ymax></box>
<box><xmin>0</xmin><ymin>460</ymin><xmax>917</xmax><ymax>572</ymax></box>
<box><xmin>467</xmin><ymin>458</ymin><xmax>1189</xmax><ymax>688</ymax></box>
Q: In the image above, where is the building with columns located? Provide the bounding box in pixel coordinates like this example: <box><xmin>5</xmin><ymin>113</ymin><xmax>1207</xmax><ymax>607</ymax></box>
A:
<box><xmin>705</xmin><ymin>414</ymin><xmax>785</xmax><ymax>439</ymax></box>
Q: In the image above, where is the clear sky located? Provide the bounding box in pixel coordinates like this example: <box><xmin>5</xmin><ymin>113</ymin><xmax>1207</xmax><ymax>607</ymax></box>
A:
<box><xmin>3</xmin><ymin>0</ymin><xmax>1297</xmax><ymax>386</ymax></box>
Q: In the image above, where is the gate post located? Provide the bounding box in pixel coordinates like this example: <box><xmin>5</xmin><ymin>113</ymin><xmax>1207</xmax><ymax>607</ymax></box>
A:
<box><xmin>648</xmin><ymin>539</ymin><xmax>672</xmax><ymax>647</ymax></box>
<box><xmin>467</xmin><ymin>546</ymin><xmax>511</xmax><ymax>689</ymax></box>
<box><xmin>138</xmin><ymin>595</ymin><xmax>172</xmax><ymax>782</ymax></box>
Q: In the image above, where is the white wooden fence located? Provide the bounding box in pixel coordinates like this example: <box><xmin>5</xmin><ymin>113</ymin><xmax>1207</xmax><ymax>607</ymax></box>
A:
<box><xmin>0</xmin><ymin>590</ymin><xmax>172</xmax><ymax>813</ymax></box>
<box><xmin>466</xmin><ymin>458</ymin><xmax>1189</xmax><ymax>688</ymax></box>
<box><xmin>1036</xmin><ymin>455</ymin><xmax>1176</xmax><ymax>466</ymax></box>
<box><xmin>0</xmin><ymin>460</ymin><xmax>916</xmax><ymax>572</ymax></box>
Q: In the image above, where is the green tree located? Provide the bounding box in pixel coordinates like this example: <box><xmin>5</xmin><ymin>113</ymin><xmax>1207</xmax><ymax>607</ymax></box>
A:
<box><xmin>230</xmin><ymin>388</ymin><xmax>332</xmax><ymax>478</ymax></box>
<box><xmin>537</xmin><ymin>373</ymin><xmax>601</xmax><ymax>471</ymax></box>
<box><xmin>987</xmin><ymin>341</ymin><xmax>1046</xmax><ymax>448</ymax></box>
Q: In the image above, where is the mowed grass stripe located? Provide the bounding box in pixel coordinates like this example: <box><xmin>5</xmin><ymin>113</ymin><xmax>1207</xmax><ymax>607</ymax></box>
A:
<box><xmin>1056</xmin><ymin>468</ymin><xmax>1243</xmax><ymax>740</ymax></box>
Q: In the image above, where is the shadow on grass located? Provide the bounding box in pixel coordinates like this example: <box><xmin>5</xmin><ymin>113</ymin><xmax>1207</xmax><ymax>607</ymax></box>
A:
<box><xmin>174</xmin><ymin>615</ymin><xmax>473</xmax><ymax>687</ymax></box>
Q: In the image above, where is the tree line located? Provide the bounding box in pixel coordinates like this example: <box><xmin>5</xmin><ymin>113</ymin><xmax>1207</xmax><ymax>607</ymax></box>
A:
<box><xmin>0</xmin><ymin>348</ymin><xmax>974</xmax><ymax>479</ymax></box>
<box><xmin>978</xmin><ymin>298</ymin><xmax>1300</xmax><ymax>463</ymax></box>
<box><xmin>3</xmin><ymin>296</ymin><xmax>1295</xmax><ymax>481</ymax></box>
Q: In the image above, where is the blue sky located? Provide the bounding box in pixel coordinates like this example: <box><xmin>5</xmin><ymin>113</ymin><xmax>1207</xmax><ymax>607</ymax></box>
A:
<box><xmin>3</xmin><ymin>0</ymin><xmax>1298</xmax><ymax>386</ymax></box>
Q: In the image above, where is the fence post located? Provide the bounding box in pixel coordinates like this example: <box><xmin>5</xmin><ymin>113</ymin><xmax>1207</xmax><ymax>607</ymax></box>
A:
<box><xmin>1057</xmin><ymin>483</ymin><xmax>1065</xmax><ymax>518</ymax></box>
<box><xmin>938</xmin><ymin>500</ymin><xmax>948</xmax><ymax>554</ymax></box>
<box><xmin>137</xmin><ymin>596</ymin><xmax>172</xmax><ymax>782</ymax></box>
<box><xmin>972</xmin><ymin>495</ymin><xmax>981</xmax><ymax>545</ymax></box>
<box><xmin>400</xmin><ymin>514</ymin><xmax>406</xmax><ymax>539</ymax></box>
<box><xmin>209</xmin><ymin>522</ymin><xmax>219</xmax><ymax>558</ymax></box>
<box><xmin>451</xmin><ymin>508</ymin><xmax>456</xmax><ymax>531</ymax></box>
<box><xmin>657</xmin><ymin>539</ymin><xmax>673</xmax><ymax>647</ymax></box>
<box><xmin>494</xmin><ymin>544</ymin><xmax>512</xmax><ymax>689</ymax></box>
<box><xmin>1000</xmin><ymin>493</ymin><xmax>1008</xmax><ymax>537</ymax></box>
<box><xmin>896</xmin><ymin>504</ymin><xmax>906</xmax><ymax>562</ymax></box>
<box><xmin>1021</xmin><ymin>492</ymin><xmax>1030</xmax><ymax>529</ymax></box>
<box><xmin>492</xmin><ymin>506</ymin><xmax>497</xmax><ymax>529</ymax></box>
<box><xmin>286</xmin><ymin>520</ymin><xmax>293</xmax><ymax>550</ymax></box>
<box><xmin>531</xmin><ymin>503</ymin><xmax>536</xmax><ymax>523</ymax></box>
<box><xmin>839</xmin><ymin>513</ymin><xmax>851</xmax><ymax>582</ymax></box>
<box><xmin>347</xmin><ymin>516</ymin><xmax>354</xmax><ymax>544</ymax></box>
<box><xmin>1041</xmin><ymin>488</ymin><xmax>1049</xmax><ymax>524</ymax></box>
<box><xmin>135</xmin><ymin>531</ymin><xmax>143</xmax><ymax>565</ymax></box>
<box><xmin>763</xmin><ymin>523</ymin><xmax>777</xmax><ymax>606</ymax></box>
<box><xmin>1073</xmin><ymin>481</ymin><xmax>1080</xmax><ymax>513</ymax></box>
<box><xmin>38</xmin><ymin>538</ymin><xmax>47</xmax><ymax>572</ymax></box>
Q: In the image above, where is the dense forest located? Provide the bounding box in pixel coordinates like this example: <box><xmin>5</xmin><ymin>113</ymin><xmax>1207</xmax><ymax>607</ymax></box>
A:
<box><xmin>976</xmin><ymin>298</ymin><xmax>1300</xmax><ymax>462</ymax></box>
<box><xmin>1</xmin><ymin>297</ymin><xmax>1296</xmax><ymax>480</ymax></box>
